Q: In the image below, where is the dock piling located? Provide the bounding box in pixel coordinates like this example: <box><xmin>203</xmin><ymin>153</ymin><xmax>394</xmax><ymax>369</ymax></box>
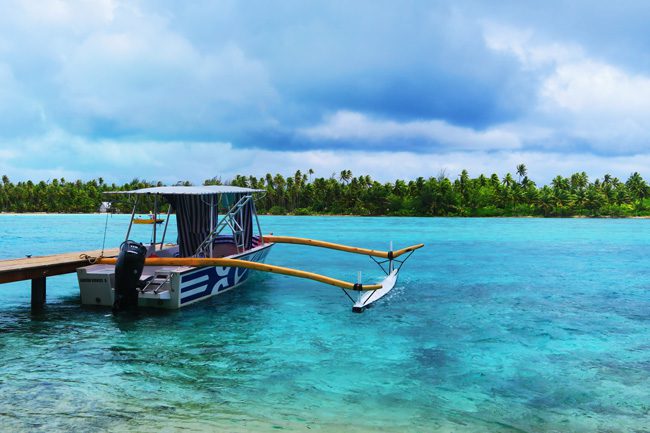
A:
<box><xmin>0</xmin><ymin>246</ymin><xmax>122</xmax><ymax>309</ymax></box>
<box><xmin>31</xmin><ymin>276</ymin><xmax>46</xmax><ymax>308</ymax></box>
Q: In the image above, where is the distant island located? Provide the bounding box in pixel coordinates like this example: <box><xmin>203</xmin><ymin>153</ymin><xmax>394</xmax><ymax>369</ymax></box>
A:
<box><xmin>1</xmin><ymin>165</ymin><xmax>649</xmax><ymax>217</ymax></box>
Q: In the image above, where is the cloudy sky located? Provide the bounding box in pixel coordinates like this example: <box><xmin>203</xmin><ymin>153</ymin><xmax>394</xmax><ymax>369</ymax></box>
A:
<box><xmin>1</xmin><ymin>0</ymin><xmax>650</xmax><ymax>185</ymax></box>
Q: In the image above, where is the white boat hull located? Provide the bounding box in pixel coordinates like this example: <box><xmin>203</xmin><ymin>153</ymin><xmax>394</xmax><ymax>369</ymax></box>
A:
<box><xmin>77</xmin><ymin>243</ymin><xmax>273</xmax><ymax>309</ymax></box>
<box><xmin>352</xmin><ymin>269</ymin><xmax>398</xmax><ymax>312</ymax></box>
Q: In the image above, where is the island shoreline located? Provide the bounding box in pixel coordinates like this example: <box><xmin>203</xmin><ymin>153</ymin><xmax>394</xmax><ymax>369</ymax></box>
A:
<box><xmin>3</xmin><ymin>212</ymin><xmax>650</xmax><ymax>219</ymax></box>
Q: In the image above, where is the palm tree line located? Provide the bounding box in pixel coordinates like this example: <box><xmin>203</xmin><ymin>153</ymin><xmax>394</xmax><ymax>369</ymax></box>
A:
<box><xmin>1</xmin><ymin>166</ymin><xmax>649</xmax><ymax>216</ymax></box>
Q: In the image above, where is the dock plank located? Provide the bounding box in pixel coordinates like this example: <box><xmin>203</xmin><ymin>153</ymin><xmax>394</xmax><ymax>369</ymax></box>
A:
<box><xmin>0</xmin><ymin>248</ymin><xmax>120</xmax><ymax>284</ymax></box>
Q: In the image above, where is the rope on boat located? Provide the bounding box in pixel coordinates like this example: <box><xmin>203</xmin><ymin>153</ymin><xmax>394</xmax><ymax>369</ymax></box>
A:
<box><xmin>92</xmin><ymin>256</ymin><xmax>383</xmax><ymax>291</ymax></box>
<box><xmin>79</xmin><ymin>253</ymin><xmax>100</xmax><ymax>264</ymax></box>
<box><xmin>261</xmin><ymin>235</ymin><xmax>424</xmax><ymax>259</ymax></box>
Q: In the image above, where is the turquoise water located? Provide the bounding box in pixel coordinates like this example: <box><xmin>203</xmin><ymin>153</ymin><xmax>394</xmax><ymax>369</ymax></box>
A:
<box><xmin>1</xmin><ymin>215</ymin><xmax>649</xmax><ymax>432</ymax></box>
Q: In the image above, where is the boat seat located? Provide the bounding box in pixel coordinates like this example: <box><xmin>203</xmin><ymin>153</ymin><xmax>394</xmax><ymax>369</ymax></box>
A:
<box><xmin>147</xmin><ymin>245</ymin><xmax>180</xmax><ymax>258</ymax></box>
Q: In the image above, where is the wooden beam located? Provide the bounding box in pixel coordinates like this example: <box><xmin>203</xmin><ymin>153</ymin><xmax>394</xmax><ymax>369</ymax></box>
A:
<box><xmin>0</xmin><ymin>247</ymin><xmax>121</xmax><ymax>285</ymax></box>
<box><xmin>97</xmin><ymin>257</ymin><xmax>384</xmax><ymax>291</ymax></box>
<box><xmin>0</xmin><ymin>261</ymin><xmax>91</xmax><ymax>284</ymax></box>
<box><xmin>262</xmin><ymin>235</ymin><xmax>424</xmax><ymax>258</ymax></box>
<box><xmin>31</xmin><ymin>277</ymin><xmax>46</xmax><ymax>308</ymax></box>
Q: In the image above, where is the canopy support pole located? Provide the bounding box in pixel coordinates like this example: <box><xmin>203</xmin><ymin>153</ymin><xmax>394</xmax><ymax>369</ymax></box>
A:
<box><xmin>209</xmin><ymin>194</ymin><xmax>214</xmax><ymax>258</ymax></box>
<box><xmin>152</xmin><ymin>195</ymin><xmax>157</xmax><ymax>247</ymax></box>
<box><xmin>124</xmin><ymin>196</ymin><xmax>139</xmax><ymax>242</ymax></box>
<box><xmin>159</xmin><ymin>205</ymin><xmax>172</xmax><ymax>250</ymax></box>
<box><xmin>251</xmin><ymin>198</ymin><xmax>264</xmax><ymax>245</ymax></box>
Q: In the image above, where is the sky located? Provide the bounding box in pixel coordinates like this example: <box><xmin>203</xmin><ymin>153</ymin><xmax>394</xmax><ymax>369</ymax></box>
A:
<box><xmin>1</xmin><ymin>0</ymin><xmax>650</xmax><ymax>185</ymax></box>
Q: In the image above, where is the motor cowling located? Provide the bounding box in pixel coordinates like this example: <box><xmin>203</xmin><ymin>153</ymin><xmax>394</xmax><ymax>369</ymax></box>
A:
<box><xmin>113</xmin><ymin>240</ymin><xmax>147</xmax><ymax>312</ymax></box>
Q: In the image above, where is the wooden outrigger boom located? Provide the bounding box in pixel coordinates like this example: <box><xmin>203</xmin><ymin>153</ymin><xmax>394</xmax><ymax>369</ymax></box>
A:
<box><xmin>92</xmin><ymin>237</ymin><xmax>423</xmax><ymax>293</ymax></box>
<box><xmin>95</xmin><ymin>257</ymin><xmax>384</xmax><ymax>291</ymax></box>
<box><xmin>256</xmin><ymin>237</ymin><xmax>424</xmax><ymax>311</ymax></box>
<box><xmin>89</xmin><ymin>236</ymin><xmax>424</xmax><ymax>312</ymax></box>
<box><xmin>262</xmin><ymin>235</ymin><xmax>424</xmax><ymax>259</ymax></box>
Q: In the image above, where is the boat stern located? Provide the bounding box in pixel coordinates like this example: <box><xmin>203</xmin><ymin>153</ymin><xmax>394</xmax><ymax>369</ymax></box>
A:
<box><xmin>77</xmin><ymin>263</ymin><xmax>185</xmax><ymax>309</ymax></box>
<box><xmin>77</xmin><ymin>264</ymin><xmax>115</xmax><ymax>307</ymax></box>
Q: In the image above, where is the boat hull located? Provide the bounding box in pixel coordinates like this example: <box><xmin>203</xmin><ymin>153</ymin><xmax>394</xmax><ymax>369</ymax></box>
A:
<box><xmin>77</xmin><ymin>243</ymin><xmax>273</xmax><ymax>310</ymax></box>
<box><xmin>177</xmin><ymin>246</ymin><xmax>271</xmax><ymax>307</ymax></box>
<box><xmin>132</xmin><ymin>219</ymin><xmax>164</xmax><ymax>224</ymax></box>
<box><xmin>352</xmin><ymin>269</ymin><xmax>398</xmax><ymax>313</ymax></box>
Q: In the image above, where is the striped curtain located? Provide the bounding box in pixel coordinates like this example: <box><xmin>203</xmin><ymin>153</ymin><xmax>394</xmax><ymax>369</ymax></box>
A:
<box><xmin>164</xmin><ymin>194</ymin><xmax>217</xmax><ymax>257</ymax></box>
<box><xmin>234</xmin><ymin>193</ymin><xmax>254</xmax><ymax>250</ymax></box>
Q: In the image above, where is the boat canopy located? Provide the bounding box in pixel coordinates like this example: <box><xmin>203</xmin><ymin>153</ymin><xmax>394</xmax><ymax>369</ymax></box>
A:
<box><xmin>108</xmin><ymin>186</ymin><xmax>264</xmax><ymax>196</ymax></box>
<box><xmin>109</xmin><ymin>185</ymin><xmax>261</xmax><ymax>258</ymax></box>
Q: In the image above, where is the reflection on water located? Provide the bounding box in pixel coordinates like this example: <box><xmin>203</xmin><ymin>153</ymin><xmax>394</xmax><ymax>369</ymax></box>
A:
<box><xmin>1</xmin><ymin>215</ymin><xmax>650</xmax><ymax>432</ymax></box>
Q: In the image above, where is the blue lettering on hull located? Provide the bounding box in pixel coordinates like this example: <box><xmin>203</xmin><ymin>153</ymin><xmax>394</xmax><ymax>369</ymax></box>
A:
<box><xmin>179</xmin><ymin>248</ymin><xmax>270</xmax><ymax>305</ymax></box>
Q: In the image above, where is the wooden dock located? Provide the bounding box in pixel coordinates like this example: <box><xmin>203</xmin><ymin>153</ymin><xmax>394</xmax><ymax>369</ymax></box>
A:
<box><xmin>0</xmin><ymin>248</ymin><xmax>120</xmax><ymax>308</ymax></box>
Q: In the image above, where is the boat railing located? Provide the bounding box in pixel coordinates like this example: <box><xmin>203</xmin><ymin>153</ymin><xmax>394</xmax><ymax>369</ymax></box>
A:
<box><xmin>194</xmin><ymin>194</ymin><xmax>252</xmax><ymax>257</ymax></box>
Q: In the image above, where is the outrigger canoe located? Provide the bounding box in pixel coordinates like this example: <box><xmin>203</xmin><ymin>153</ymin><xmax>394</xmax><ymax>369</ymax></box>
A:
<box><xmin>78</xmin><ymin>186</ymin><xmax>423</xmax><ymax>313</ymax></box>
<box><xmin>132</xmin><ymin>215</ymin><xmax>165</xmax><ymax>224</ymax></box>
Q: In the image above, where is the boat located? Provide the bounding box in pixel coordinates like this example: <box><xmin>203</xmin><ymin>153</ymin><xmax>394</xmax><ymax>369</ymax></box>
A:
<box><xmin>78</xmin><ymin>186</ymin><xmax>423</xmax><ymax>312</ymax></box>
<box><xmin>132</xmin><ymin>214</ymin><xmax>165</xmax><ymax>224</ymax></box>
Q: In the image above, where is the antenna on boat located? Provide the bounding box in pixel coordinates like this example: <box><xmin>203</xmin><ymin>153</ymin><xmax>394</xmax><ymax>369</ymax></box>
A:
<box><xmin>101</xmin><ymin>210</ymin><xmax>110</xmax><ymax>256</ymax></box>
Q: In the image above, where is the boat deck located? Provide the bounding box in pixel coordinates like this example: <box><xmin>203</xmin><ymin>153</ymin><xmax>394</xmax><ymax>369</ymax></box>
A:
<box><xmin>82</xmin><ymin>263</ymin><xmax>190</xmax><ymax>278</ymax></box>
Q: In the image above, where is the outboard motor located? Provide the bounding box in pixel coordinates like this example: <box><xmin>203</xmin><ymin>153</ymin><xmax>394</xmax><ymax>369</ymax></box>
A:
<box><xmin>113</xmin><ymin>240</ymin><xmax>147</xmax><ymax>312</ymax></box>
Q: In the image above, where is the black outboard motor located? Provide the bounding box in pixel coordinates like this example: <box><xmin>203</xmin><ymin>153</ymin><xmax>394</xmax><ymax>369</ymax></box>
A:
<box><xmin>113</xmin><ymin>240</ymin><xmax>147</xmax><ymax>312</ymax></box>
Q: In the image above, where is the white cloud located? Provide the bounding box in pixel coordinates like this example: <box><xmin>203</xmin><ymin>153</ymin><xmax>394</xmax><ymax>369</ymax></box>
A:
<box><xmin>54</xmin><ymin>7</ymin><xmax>277</xmax><ymax>134</ymax></box>
<box><xmin>2</xmin><ymin>2</ymin><xmax>650</xmax><ymax>186</ymax></box>
<box><xmin>0</xmin><ymin>63</ymin><xmax>46</xmax><ymax>136</ymax></box>
<box><xmin>0</xmin><ymin>0</ymin><xmax>278</xmax><ymax>138</ymax></box>
<box><xmin>15</xmin><ymin>0</ymin><xmax>116</xmax><ymax>29</ymax></box>
<box><xmin>542</xmin><ymin>61</ymin><xmax>650</xmax><ymax>115</ymax></box>
<box><xmin>2</xmin><ymin>130</ymin><xmax>649</xmax><ymax>186</ymax></box>
<box><xmin>299</xmin><ymin>111</ymin><xmax>521</xmax><ymax>151</ymax></box>
<box><xmin>483</xmin><ymin>22</ymin><xmax>582</xmax><ymax>69</ymax></box>
<box><xmin>484</xmin><ymin>22</ymin><xmax>650</xmax><ymax>154</ymax></box>
<box><xmin>0</xmin><ymin>149</ymin><xmax>17</xmax><ymax>159</ymax></box>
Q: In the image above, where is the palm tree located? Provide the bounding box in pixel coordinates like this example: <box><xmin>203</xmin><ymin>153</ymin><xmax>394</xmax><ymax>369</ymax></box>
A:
<box><xmin>626</xmin><ymin>172</ymin><xmax>648</xmax><ymax>211</ymax></box>
<box><xmin>516</xmin><ymin>164</ymin><xmax>527</xmax><ymax>183</ymax></box>
<box><xmin>490</xmin><ymin>173</ymin><xmax>500</xmax><ymax>188</ymax></box>
<box><xmin>339</xmin><ymin>169</ymin><xmax>352</xmax><ymax>184</ymax></box>
<box><xmin>603</xmin><ymin>174</ymin><xmax>612</xmax><ymax>185</ymax></box>
<box><xmin>9</xmin><ymin>167</ymin><xmax>650</xmax><ymax>216</ymax></box>
<box><xmin>585</xmin><ymin>185</ymin><xmax>605</xmax><ymax>215</ymax></box>
<box><xmin>502</xmin><ymin>173</ymin><xmax>515</xmax><ymax>189</ymax></box>
<box><xmin>538</xmin><ymin>186</ymin><xmax>554</xmax><ymax>216</ymax></box>
<box><xmin>457</xmin><ymin>170</ymin><xmax>471</xmax><ymax>207</ymax></box>
<box><xmin>570</xmin><ymin>172</ymin><xmax>588</xmax><ymax>192</ymax></box>
<box><xmin>551</xmin><ymin>175</ymin><xmax>569</xmax><ymax>192</ymax></box>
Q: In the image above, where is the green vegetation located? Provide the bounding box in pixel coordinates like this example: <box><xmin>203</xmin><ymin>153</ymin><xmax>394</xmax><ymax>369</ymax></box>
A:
<box><xmin>2</xmin><ymin>166</ymin><xmax>650</xmax><ymax>217</ymax></box>
<box><xmin>0</xmin><ymin>176</ymin><xmax>161</xmax><ymax>214</ymax></box>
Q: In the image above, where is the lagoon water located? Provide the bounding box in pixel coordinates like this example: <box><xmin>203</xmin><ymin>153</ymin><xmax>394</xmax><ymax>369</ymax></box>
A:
<box><xmin>1</xmin><ymin>215</ymin><xmax>649</xmax><ymax>432</ymax></box>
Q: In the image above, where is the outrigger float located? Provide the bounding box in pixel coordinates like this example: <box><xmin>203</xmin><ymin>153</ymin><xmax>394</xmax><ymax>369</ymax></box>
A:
<box><xmin>78</xmin><ymin>186</ymin><xmax>423</xmax><ymax>313</ymax></box>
